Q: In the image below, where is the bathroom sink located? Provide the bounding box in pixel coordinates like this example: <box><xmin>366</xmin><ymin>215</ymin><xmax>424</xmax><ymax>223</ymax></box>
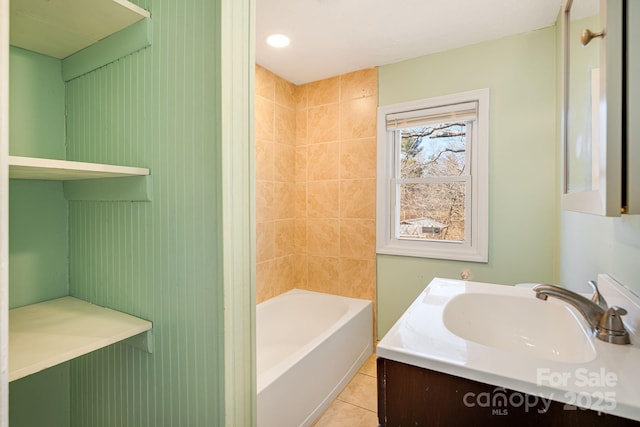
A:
<box><xmin>378</xmin><ymin>276</ymin><xmax>640</xmax><ymax>421</ymax></box>
<box><xmin>442</xmin><ymin>292</ymin><xmax>597</xmax><ymax>363</ymax></box>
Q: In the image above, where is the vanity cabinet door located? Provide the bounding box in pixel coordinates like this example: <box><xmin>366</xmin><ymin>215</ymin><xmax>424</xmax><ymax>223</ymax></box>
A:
<box><xmin>376</xmin><ymin>358</ymin><xmax>639</xmax><ymax>427</ymax></box>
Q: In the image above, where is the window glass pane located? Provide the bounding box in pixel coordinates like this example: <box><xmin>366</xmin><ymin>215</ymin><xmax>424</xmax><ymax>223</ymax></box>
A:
<box><xmin>398</xmin><ymin>183</ymin><xmax>466</xmax><ymax>242</ymax></box>
<box><xmin>399</xmin><ymin>123</ymin><xmax>467</xmax><ymax>178</ymax></box>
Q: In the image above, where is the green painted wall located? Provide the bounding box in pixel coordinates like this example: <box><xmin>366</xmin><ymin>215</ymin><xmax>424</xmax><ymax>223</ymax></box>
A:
<box><xmin>9</xmin><ymin>180</ymin><xmax>68</xmax><ymax>308</ymax></box>
<box><xmin>377</xmin><ymin>27</ymin><xmax>559</xmax><ymax>336</ymax></box>
<box><xmin>8</xmin><ymin>47</ymin><xmax>68</xmax><ymax>309</ymax></box>
<box><xmin>64</xmin><ymin>0</ymin><xmax>225</xmax><ymax>425</ymax></box>
<box><xmin>8</xmin><ymin>47</ymin><xmax>70</xmax><ymax>427</ymax></box>
<box><xmin>9</xmin><ymin>47</ymin><xmax>65</xmax><ymax>159</ymax></box>
<box><xmin>10</xmin><ymin>364</ymin><xmax>69</xmax><ymax>427</ymax></box>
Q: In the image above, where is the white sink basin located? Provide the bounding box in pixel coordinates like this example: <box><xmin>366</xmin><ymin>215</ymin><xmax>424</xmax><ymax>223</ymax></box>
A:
<box><xmin>443</xmin><ymin>292</ymin><xmax>597</xmax><ymax>363</ymax></box>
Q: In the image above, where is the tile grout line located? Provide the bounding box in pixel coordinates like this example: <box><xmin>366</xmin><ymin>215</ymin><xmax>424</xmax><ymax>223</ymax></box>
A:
<box><xmin>335</xmin><ymin>397</ymin><xmax>377</xmax><ymax>414</ymax></box>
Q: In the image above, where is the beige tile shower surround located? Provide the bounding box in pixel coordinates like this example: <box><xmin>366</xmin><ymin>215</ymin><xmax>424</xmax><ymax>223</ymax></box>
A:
<box><xmin>255</xmin><ymin>65</ymin><xmax>377</xmax><ymax>333</ymax></box>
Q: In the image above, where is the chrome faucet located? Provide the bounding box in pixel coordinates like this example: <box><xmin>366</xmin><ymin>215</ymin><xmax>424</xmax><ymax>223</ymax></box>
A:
<box><xmin>533</xmin><ymin>284</ymin><xmax>604</xmax><ymax>330</ymax></box>
<box><xmin>587</xmin><ymin>279</ymin><xmax>608</xmax><ymax>309</ymax></box>
<box><xmin>533</xmin><ymin>283</ymin><xmax>630</xmax><ymax>345</ymax></box>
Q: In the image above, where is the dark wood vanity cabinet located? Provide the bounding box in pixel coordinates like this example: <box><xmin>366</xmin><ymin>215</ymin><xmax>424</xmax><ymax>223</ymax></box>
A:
<box><xmin>377</xmin><ymin>358</ymin><xmax>640</xmax><ymax>427</ymax></box>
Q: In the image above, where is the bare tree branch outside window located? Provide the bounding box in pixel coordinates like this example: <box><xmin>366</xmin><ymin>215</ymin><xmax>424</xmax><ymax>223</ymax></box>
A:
<box><xmin>399</xmin><ymin>122</ymin><xmax>467</xmax><ymax>241</ymax></box>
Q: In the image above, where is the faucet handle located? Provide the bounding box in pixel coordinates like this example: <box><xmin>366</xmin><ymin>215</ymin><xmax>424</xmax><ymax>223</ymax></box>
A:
<box><xmin>588</xmin><ymin>280</ymin><xmax>608</xmax><ymax>309</ymax></box>
<box><xmin>596</xmin><ymin>306</ymin><xmax>630</xmax><ymax>345</ymax></box>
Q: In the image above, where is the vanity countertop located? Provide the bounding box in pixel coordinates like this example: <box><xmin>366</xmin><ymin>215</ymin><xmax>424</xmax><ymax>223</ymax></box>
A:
<box><xmin>376</xmin><ymin>275</ymin><xmax>640</xmax><ymax>422</ymax></box>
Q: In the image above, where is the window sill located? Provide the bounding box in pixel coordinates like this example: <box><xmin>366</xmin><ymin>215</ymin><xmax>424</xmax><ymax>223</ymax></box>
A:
<box><xmin>377</xmin><ymin>241</ymin><xmax>488</xmax><ymax>263</ymax></box>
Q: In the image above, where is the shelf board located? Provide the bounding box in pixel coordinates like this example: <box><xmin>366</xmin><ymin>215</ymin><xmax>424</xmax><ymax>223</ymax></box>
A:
<box><xmin>9</xmin><ymin>156</ymin><xmax>149</xmax><ymax>180</ymax></box>
<box><xmin>10</xmin><ymin>0</ymin><xmax>150</xmax><ymax>59</ymax></box>
<box><xmin>9</xmin><ymin>296</ymin><xmax>152</xmax><ymax>382</ymax></box>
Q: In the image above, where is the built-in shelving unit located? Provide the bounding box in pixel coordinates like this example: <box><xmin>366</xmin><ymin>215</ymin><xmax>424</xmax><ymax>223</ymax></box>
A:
<box><xmin>8</xmin><ymin>154</ymin><xmax>153</xmax><ymax>379</ymax></box>
<box><xmin>9</xmin><ymin>155</ymin><xmax>150</xmax><ymax>180</ymax></box>
<box><xmin>3</xmin><ymin>0</ymin><xmax>153</xmax><ymax>405</ymax></box>
<box><xmin>10</xmin><ymin>0</ymin><xmax>150</xmax><ymax>59</ymax></box>
<box><xmin>9</xmin><ymin>297</ymin><xmax>152</xmax><ymax>382</ymax></box>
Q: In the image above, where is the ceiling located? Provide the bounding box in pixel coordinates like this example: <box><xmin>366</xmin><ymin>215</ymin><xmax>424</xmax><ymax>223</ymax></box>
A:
<box><xmin>256</xmin><ymin>0</ymin><xmax>563</xmax><ymax>85</ymax></box>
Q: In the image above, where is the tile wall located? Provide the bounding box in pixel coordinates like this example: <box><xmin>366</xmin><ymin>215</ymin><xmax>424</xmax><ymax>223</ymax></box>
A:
<box><xmin>255</xmin><ymin>66</ymin><xmax>297</xmax><ymax>302</ymax></box>
<box><xmin>255</xmin><ymin>66</ymin><xmax>378</xmax><ymax>328</ymax></box>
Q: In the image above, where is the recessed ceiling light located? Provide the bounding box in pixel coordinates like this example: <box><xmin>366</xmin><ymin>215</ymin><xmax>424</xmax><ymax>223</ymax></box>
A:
<box><xmin>266</xmin><ymin>34</ymin><xmax>290</xmax><ymax>48</ymax></box>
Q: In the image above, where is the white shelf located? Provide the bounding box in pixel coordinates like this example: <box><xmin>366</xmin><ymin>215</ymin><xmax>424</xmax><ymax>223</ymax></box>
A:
<box><xmin>9</xmin><ymin>156</ymin><xmax>149</xmax><ymax>180</ymax></box>
<box><xmin>9</xmin><ymin>296</ymin><xmax>152</xmax><ymax>382</ymax></box>
<box><xmin>10</xmin><ymin>0</ymin><xmax>150</xmax><ymax>59</ymax></box>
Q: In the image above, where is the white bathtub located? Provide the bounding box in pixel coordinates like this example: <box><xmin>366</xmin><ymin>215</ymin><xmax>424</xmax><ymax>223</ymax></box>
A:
<box><xmin>257</xmin><ymin>289</ymin><xmax>373</xmax><ymax>427</ymax></box>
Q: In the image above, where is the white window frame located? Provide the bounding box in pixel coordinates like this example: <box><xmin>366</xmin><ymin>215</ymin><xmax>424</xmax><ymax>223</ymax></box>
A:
<box><xmin>376</xmin><ymin>89</ymin><xmax>490</xmax><ymax>262</ymax></box>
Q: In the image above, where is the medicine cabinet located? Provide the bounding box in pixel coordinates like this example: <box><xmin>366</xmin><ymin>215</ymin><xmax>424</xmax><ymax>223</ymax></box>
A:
<box><xmin>561</xmin><ymin>0</ymin><xmax>639</xmax><ymax>215</ymax></box>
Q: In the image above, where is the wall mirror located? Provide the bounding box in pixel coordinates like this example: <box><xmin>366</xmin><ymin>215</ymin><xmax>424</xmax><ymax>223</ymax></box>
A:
<box><xmin>561</xmin><ymin>0</ymin><xmax>624</xmax><ymax>216</ymax></box>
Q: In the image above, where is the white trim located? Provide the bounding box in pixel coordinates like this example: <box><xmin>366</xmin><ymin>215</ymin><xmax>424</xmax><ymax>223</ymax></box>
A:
<box><xmin>221</xmin><ymin>0</ymin><xmax>256</xmax><ymax>425</ymax></box>
<box><xmin>628</xmin><ymin>0</ymin><xmax>640</xmax><ymax>213</ymax></box>
<box><xmin>386</xmin><ymin>101</ymin><xmax>477</xmax><ymax>129</ymax></box>
<box><xmin>377</xmin><ymin>88</ymin><xmax>489</xmax><ymax>263</ymax></box>
<box><xmin>394</xmin><ymin>176</ymin><xmax>470</xmax><ymax>185</ymax></box>
<box><xmin>0</xmin><ymin>0</ymin><xmax>8</xmax><ymax>421</ymax></box>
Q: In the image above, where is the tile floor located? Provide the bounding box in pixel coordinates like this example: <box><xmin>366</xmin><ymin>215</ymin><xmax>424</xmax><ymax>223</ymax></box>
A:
<box><xmin>312</xmin><ymin>353</ymin><xmax>379</xmax><ymax>426</ymax></box>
